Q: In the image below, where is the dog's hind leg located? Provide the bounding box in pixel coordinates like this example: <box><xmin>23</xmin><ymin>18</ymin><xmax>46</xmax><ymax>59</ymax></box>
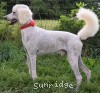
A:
<box><xmin>78</xmin><ymin>56</ymin><xmax>91</xmax><ymax>82</ymax></box>
<box><xmin>67</xmin><ymin>52</ymin><xmax>82</xmax><ymax>91</ymax></box>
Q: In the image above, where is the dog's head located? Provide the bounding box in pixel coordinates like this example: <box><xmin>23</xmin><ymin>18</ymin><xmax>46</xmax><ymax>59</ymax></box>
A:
<box><xmin>4</xmin><ymin>4</ymin><xmax>33</xmax><ymax>25</ymax></box>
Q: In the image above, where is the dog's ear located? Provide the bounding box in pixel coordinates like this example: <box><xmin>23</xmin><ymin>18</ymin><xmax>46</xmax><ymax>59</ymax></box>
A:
<box><xmin>17</xmin><ymin>8</ymin><xmax>32</xmax><ymax>25</ymax></box>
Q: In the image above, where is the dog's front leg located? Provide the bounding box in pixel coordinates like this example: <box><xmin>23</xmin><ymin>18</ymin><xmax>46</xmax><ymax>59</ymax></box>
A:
<box><xmin>28</xmin><ymin>54</ymin><xmax>37</xmax><ymax>80</ymax></box>
<box><xmin>26</xmin><ymin>54</ymin><xmax>31</xmax><ymax>75</ymax></box>
<box><xmin>23</xmin><ymin>46</ymin><xmax>32</xmax><ymax>75</ymax></box>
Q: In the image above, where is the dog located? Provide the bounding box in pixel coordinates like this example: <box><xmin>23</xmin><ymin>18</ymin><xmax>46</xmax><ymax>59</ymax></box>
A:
<box><xmin>4</xmin><ymin>4</ymin><xmax>99</xmax><ymax>90</ymax></box>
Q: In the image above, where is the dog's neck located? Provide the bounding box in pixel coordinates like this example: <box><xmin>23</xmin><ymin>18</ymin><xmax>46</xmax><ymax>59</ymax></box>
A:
<box><xmin>21</xmin><ymin>17</ymin><xmax>32</xmax><ymax>26</ymax></box>
<box><xmin>20</xmin><ymin>19</ymin><xmax>35</xmax><ymax>30</ymax></box>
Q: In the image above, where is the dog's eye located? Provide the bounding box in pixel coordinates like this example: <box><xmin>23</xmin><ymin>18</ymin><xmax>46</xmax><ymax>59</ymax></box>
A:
<box><xmin>13</xmin><ymin>12</ymin><xmax>16</xmax><ymax>14</ymax></box>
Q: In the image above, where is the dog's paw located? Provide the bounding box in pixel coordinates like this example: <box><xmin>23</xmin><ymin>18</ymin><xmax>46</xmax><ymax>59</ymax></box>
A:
<box><xmin>32</xmin><ymin>75</ymin><xmax>37</xmax><ymax>80</ymax></box>
<box><xmin>87</xmin><ymin>70</ymin><xmax>91</xmax><ymax>82</ymax></box>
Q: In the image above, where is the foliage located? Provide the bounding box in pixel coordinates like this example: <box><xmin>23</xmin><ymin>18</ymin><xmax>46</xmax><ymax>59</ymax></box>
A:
<box><xmin>76</xmin><ymin>2</ymin><xmax>87</xmax><ymax>8</ymax></box>
<box><xmin>59</xmin><ymin>2</ymin><xmax>100</xmax><ymax>58</ymax></box>
<box><xmin>59</xmin><ymin>16</ymin><xmax>83</xmax><ymax>34</ymax></box>
<box><xmin>3</xmin><ymin>0</ymin><xmax>100</xmax><ymax>19</ymax></box>
<box><xmin>0</xmin><ymin>21</ymin><xmax>12</xmax><ymax>41</ymax></box>
<box><xmin>31</xmin><ymin>0</ymin><xmax>91</xmax><ymax>19</ymax></box>
<box><xmin>0</xmin><ymin>22</ymin><xmax>22</xmax><ymax>44</ymax></box>
<box><xmin>0</xmin><ymin>2</ymin><xmax>6</xmax><ymax>19</ymax></box>
<box><xmin>0</xmin><ymin>41</ymin><xmax>25</xmax><ymax>62</ymax></box>
<box><xmin>31</xmin><ymin>0</ymin><xmax>61</xmax><ymax>19</ymax></box>
<box><xmin>59</xmin><ymin>2</ymin><xmax>85</xmax><ymax>33</ymax></box>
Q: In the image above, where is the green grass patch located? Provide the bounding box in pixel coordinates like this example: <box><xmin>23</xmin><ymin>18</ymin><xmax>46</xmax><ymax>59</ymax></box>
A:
<box><xmin>35</xmin><ymin>20</ymin><xmax>59</xmax><ymax>30</ymax></box>
<box><xmin>0</xmin><ymin>53</ymin><xmax>100</xmax><ymax>93</ymax></box>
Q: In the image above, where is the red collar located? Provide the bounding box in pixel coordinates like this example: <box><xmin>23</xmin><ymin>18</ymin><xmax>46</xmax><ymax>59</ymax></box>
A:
<box><xmin>20</xmin><ymin>20</ymin><xmax>35</xmax><ymax>30</ymax></box>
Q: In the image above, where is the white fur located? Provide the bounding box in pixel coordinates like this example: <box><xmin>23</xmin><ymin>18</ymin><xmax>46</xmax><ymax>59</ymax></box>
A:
<box><xmin>5</xmin><ymin>4</ymin><xmax>99</xmax><ymax>91</ymax></box>
<box><xmin>13</xmin><ymin>4</ymin><xmax>33</xmax><ymax>25</ymax></box>
<box><xmin>12</xmin><ymin>4</ymin><xmax>29</xmax><ymax>11</ymax></box>
<box><xmin>77</xmin><ymin>8</ymin><xmax>99</xmax><ymax>40</ymax></box>
<box><xmin>17</xmin><ymin>8</ymin><xmax>32</xmax><ymax>24</ymax></box>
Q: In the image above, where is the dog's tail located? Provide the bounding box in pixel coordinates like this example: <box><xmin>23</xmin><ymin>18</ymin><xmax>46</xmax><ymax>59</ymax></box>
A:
<box><xmin>76</xmin><ymin>8</ymin><xmax>99</xmax><ymax>40</ymax></box>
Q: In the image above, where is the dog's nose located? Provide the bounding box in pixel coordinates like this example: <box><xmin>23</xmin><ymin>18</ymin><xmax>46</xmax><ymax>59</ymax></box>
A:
<box><xmin>3</xmin><ymin>16</ymin><xmax>7</xmax><ymax>20</ymax></box>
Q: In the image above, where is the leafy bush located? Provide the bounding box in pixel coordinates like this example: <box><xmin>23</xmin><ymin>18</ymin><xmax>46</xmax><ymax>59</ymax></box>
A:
<box><xmin>59</xmin><ymin>16</ymin><xmax>83</xmax><ymax>34</ymax></box>
<box><xmin>0</xmin><ymin>41</ymin><xmax>25</xmax><ymax>62</ymax></box>
<box><xmin>0</xmin><ymin>20</ymin><xmax>22</xmax><ymax>43</ymax></box>
<box><xmin>0</xmin><ymin>2</ymin><xmax>6</xmax><ymax>19</ymax></box>
<box><xmin>59</xmin><ymin>2</ymin><xmax>86</xmax><ymax>33</ymax></box>
<box><xmin>59</xmin><ymin>2</ymin><xmax>100</xmax><ymax>58</ymax></box>
<box><xmin>0</xmin><ymin>21</ymin><xmax>12</xmax><ymax>41</ymax></box>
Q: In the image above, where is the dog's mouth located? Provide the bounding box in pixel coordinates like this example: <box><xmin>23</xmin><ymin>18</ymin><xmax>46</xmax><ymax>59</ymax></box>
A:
<box><xmin>10</xmin><ymin>19</ymin><xmax>17</xmax><ymax>25</ymax></box>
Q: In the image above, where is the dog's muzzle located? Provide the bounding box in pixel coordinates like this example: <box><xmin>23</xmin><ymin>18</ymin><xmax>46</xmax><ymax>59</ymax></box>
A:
<box><xmin>3</xmin><ymin>16</ymin><xmax>17</xmax><ymax>25</ymax></box>
<box><xmin>10</xmin><ymin>19</ymin><xmax>17</xmax><ymax>25</ymax></box>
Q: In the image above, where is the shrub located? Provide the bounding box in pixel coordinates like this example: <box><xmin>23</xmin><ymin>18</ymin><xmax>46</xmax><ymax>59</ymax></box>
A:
<box><xmin>59</xmin><ymin>15</ymin><xmax>83</xmax><ymax>34</ymax></box>
<box><xmin>59</xmin><ymin>2</ymin><xmax>86</xmax><ymax>33</ymax></box>
<box><xmin>0</xmin><ymin>41</ymin><xmax>25</xmax><ymax>62</ymax></box>
<box><xmin>59</xmin><ymin>2</ymin><xmax>100</xmax><ymax>58</ymax></box>
<box><xmin>0</xmin><ymin>20</ymin><xmax>22</xmax><ymax>44</ymax></box>
<box><xmin>0</xmin><ymin>2</ymin><xmax>6</xmax><ymax>19</ymax></box>
<box><xmin>0</xmin><ymin>21</ymin><xmax>12</xmax><ymax>41</ymax></box>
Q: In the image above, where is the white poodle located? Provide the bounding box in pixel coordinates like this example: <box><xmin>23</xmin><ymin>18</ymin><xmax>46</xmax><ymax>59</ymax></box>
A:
<box><xmin>4</xmin><ymin>4</ymin><xmax>99</xmax><ymax>90</ymax></box>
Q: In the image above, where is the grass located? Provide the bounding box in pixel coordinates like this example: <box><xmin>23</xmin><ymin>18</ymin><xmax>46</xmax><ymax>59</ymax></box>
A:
<box><xmin>35</xmin><ymin>20</ymin><xmax>59</xmax><ymax>30</ymax></box>
<box><xmin>0</xmin><ymin>20</ymin><xmax>100</xmax><ymax>93</ymax></box>
<box><xmin>0</xmin><ymin>51</ymin><xmax>100</xmax><ymax>93</ymax></box>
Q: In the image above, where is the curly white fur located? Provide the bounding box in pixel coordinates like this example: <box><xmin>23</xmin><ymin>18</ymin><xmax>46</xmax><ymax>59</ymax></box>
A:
<box><xmin>17</xmin><ymin>8</ymin><xmax>32</xmax><ymax>24</ymax></box>
<box><xmin>4</xmin><ymin>4</ymin><xmax>33</xmax><ymax>25</ymax></box>
<box><xmin>13</xmin><ymin>4</ymin><xmax>33</xmax><ymax>24</ymax></box>
<box><xmin>77</xmin><ymin>8</ymin><xmax>99</xmax><ymax>40</ymax></box>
